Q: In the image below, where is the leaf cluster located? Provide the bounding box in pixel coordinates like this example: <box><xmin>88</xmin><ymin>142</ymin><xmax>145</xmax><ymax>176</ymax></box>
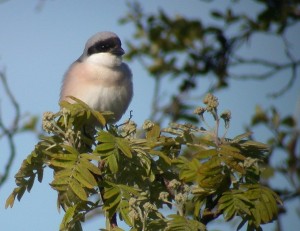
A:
<box><xmin>6</xmin><ymin>96</ymin><xmax>281</xmax><ymax>231</ymax></box>
<box><xmin>248</xmin><ymin>105</ymin><xmax>300</xmax><ymax>202</ymax></box>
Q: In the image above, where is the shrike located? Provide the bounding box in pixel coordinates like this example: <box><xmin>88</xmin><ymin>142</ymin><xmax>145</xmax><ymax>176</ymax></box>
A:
<box><xmin>60</xmin><ymin>31</ymin><xmax>133</xmax><ymax>124</ymax></box>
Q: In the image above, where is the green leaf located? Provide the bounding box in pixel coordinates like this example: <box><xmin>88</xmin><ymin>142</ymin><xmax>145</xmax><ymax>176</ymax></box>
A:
<box><xmin>95</xmin><ymin>142</ymin><xmax>116</xmax><ymax>152</ymax></box>
<box><xmin>116</xmin><ymin>138</ymin><xmax>132</xmax><ymax>158</ymax></box>
<box><xmin>118</xmin><ymin>184</ymin><xmax>140</xmax><ymax>196</ymax></box>
<box><xmin>91</xmin><ymin>110</ymin><xmax>106</xmax><ymax>126</ymax></box>
<box><xmin>61</xmin><ymin>144</ymin><xmax>80</xmax><ymax>156</ymax></box>
<box><xmin>119</xmin><ymin>200</ymin><xmax>133</xmax><ymax>226</ymax></box>
<box><xmin>54</xmin><ymin>169</ymin><xmax>73</xmax><ymax>179</ymax></box>
<box><xmin>73</xmin><ymin>171</ymin><xmax>96</xmax><ymax>189</ymax></box>
<box><xmin>51</xmin><ymin>176</ymin><xmax>70</xmax><ymax>186</ymax></box>
<box><xmin>232</xmin><ymin>132</ymin><xmax>253</xmax><ymax>142</ymax></box>
<box><xmin>166</xmin><ymin>214</ymin><xmax>205</xmax><ymax>231</ymax></box>
<box><xmin>107</xmin><ymin>153</ymin><xmax>119</xmax><ymax>173</ymax></box>
<box><xmin>50</xmin><ymin>153</ymin><xmax>78</xmax><ymax>161</ymax></box>
<box><xmin>194</xmin><ymin>149</ymin><xmax>218</xmax><ymax>159</ymax></box>
<box><xmin>79</xmin><ymin>158</ymin><xmax>101</xmax><ymax>175</ymax></box>
<box><xmin>60</xmin><ymin>205</ymin><xmax>76</xmax><ymax>230</ymax></box>
<box><xmin>79</xmin><ymin>153</ymin><xmax>101</xmax><ymax>161</ymax></box>
<box><xmin>220</xmin><ymin>145</ymin><xmax>246</xmax><ymax>161</ymax></box>
<box><xmin>69</xmin><ymin>179</ymin><xmax>87</xmax><ymax>201</ymax></box>
<box><xmin>103</xmin><ymin>186</ymin><xmax>122</xmax><ymax>218</ymax></box>
<box><xmin>49</xmin><ymin>159</ymin><xmax>74</xmax><ymax>168</ymax></box>
<box><xmin>104</xmin><ymin>184</ymin><xmax>120</xmax><ymax>200</ymax></box>
<box><xmin>97</xmin><ymin>130</ymin><xmax>116</xmax><ymax>143</ymax></box>
<box><xmin>218</xmin><ymin>185</ymin><xmax>281</xmax><ymax>227</ymax></box>
<box><xmin>146</xmin><ymin>123</ymin><xmax>161</xmax><ymax>140</ymax></box>
<box><xmin>5</xmin><ymin>191</ymin><xmax>17</xmax><ymax>208</ymax></box>
<box><xmin>76</xmin><ymin>164</ymin><xmax>99</xmax><ymax>187</ymax></box>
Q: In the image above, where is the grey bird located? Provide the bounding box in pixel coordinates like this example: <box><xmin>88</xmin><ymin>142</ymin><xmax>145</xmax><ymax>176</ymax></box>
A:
<box><xmin>60</xmin><ymin>31</ymin><xmax>133</xmax><ymax>124</ymax></box>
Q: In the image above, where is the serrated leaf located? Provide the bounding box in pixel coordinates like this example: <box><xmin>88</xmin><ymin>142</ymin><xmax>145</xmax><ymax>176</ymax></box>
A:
<box><xmin>232</xmin><ymin>132</ymin><xmax>253</xmax><ymax>142</ymax></box>
<box><xmin>103</xmin><ymin>187</ymin><xmax>121</xmax><ymax>218</ymax></box>
<box><xmin>67</xmin><ymin>96</ymin><xmax>91</xmax><ymax>109</ymax></box>
<box><xmin>194</xmin><ymin>149</ymin><xmax>218</xmax><ymax>159</ymax></box>
<box><xmin>50</xmin><ymin>153</ymin><xmax>78</xmax><ymax>161</ymax></box>
<box><xmin>51</xmin><ymin>176</ymin><xmax>70</xmax><ymax>186</ymax></box>
<box><xmin>60</xmin><ymin>205</ymin><xmax>76</xmax><ymax>230</ymax></box>
<box><xmin>220</xmin><ymin>145</ymin><xmax>246</xmax><ymax>161</ymax></box>
<box><xmin>79</xmin><ymin>158</ymin><xmax>101</xmax><ymax>175</ymax></box>
<box><xmin>240</xmin><ymin>140</ymin><xmax>269</xmax><ymax>151</ymax></box>
<box><xmin>166</xmin><ymin>214</ymin><xmax>205</xmax><ymax>231</ymax></box>
<box><xmin>49</xmin><ymin>160</ymin><xmax>74</xmax><ymax>168</ymax></box>
<box><xmin>118</xmin><ymin>184</ymin><xmax>140</xmax><ymax>196</ymax></box>
<box><xmin>91</xmin><ymin>110</ymin><xmax>106</xmax><ymax>126</ymax></box>
<box><xmin>61</xmin><ymin>144</ymin><xmax>80</xmax><ymax>156</ymax></box>
<box><xmin>54</xmin><ymin>169</ymin><xmax>73</xmax><ymax>179</ymax></box>
<box><xmin>97</xmin><ymin>131</ymin><xmax>116</xmax><ymax>143</ymax></box>
<box><xmin>96</xmin><ymin>142</ymin><xmax>116</xmax><ymax>152</ymax></box>
<box><xmin>146</xmin><ymin>123</ymin><xmax>161</xmax><ymax>139</ymax></box>
<box><xmin>105</xmin><ymin>154</ymin><xmax>118</xmax><ymax>174</ymax></box>
<box><xmin>76</xmin><ymin>163</ymin><xmax>99</xmax><ymax>186</ymax></box>
<box><xmin>119</xmin><ymin>200</ymin><xmax>132</xmax><ymax>226</ymax></box>
<box><xmin>198</xmin><ymin>136</ymin><xmax>217</xmax><ymax>147</ymax></box>
<box><xmin>80</xmin><ymin>153</ymin><xmax>101</xmax><ymax>161</ymax></box>
<box><xmin>73</xmin><ymin>171</ymin><xmax>95</xmax><ymax>189</ymax></box>
<box><xmin>223</xmin><ymin>204</ymin><xmax>236</xmax><ymax>221</ymax></box>
<box><xmin>250</xmin><ymin>205</ymin><xmax>261</xmax><ymax>227</ymax></box>
<box><xmin>69</xmin><ymin>179</ymin><xmax>87</xmax><ymax>201</ymax></box>
<box><xmin>116</xmin><ymin>138</ymin><xmax>132</xmax><ymax>158</ymax></box>
<box><xmin>51</xmin><ymin>183</ymin><xmax>68</xmax><ymax>192</ymax></box>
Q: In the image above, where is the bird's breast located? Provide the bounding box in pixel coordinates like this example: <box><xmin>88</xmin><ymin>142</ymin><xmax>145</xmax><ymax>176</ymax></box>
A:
<box><xmin>60</xmin><ymin>61</ymin><xmax>133</xmax><ymax>122</ymax></box>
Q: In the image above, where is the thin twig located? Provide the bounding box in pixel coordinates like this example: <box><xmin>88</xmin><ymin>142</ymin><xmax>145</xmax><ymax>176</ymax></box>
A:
<box><xmin>267</xmin><ymin>35</ymin><xmax>299</xmax><ymax>98</ymax></box>
<box><xmin>230</xmin><ymin>52</ymin><xmax>300</xmax><ymax>97</ymax></box>
<box><xmin>0</xmin><ymin>69</ymin><xmax>20</xmax><ymax>187</ymax></box>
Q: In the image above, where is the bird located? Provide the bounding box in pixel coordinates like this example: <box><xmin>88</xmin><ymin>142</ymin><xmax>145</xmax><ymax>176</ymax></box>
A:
<box><xmin>60</xmin><ymin>31</ymin><xmax>133</xmax><ymax>124</ymax></box>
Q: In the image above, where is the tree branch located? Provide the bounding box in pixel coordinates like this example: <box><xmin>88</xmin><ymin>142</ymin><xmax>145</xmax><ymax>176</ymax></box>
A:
<box><xmin>0</xmin><ymin>68</ymin><xmax>20</xmax><ymax>187</ymax></box>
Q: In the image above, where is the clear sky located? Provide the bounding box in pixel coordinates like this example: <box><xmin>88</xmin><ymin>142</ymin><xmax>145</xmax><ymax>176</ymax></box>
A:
<box><xmin>0</xmin><ymin>0</ymin><xmax>299</xmax><ymax>230</ymax></box>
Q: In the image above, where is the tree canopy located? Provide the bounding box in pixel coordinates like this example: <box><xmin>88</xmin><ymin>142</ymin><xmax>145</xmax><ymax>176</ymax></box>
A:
<box><xmin>1</xmin><ymin>0</ymin><xmax>300</xmax><ymax>230</ymax></box>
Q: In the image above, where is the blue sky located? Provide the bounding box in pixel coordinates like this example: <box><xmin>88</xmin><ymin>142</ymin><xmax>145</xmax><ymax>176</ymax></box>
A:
<box><xmin>0</xmin><ymin>0</ymin><xmax>299</xmax><ymax>230</ymax></box>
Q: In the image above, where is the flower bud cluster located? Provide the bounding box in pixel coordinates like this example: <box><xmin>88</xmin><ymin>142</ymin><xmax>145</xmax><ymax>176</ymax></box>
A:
<box><xmin>42</xmin><ymin>112</ymin><xmax>55</xmax><ymax>133</ymax></box>
<box><xmin>203</xmin><ymin>93</ymin><xmax>219</xmax><ymax>112</ymax></box>
<box><xmin>122</xmin><ymin>120</ymin><xmax>137</xmax><ymax>134</ymax></box>
<box><xmin>220</xmin><ymin>110</ymin><xmax>231</xmax><ymax>128</ymax></box>
<box><xmin>142</xmin><ymin>120</ymin><xmax>155</xmax><ymax>131</ymax></box>
<box><xmin>158</xmin><ymin>191</ymin><xmax>169</xmax><ymax>201</ymax></box>
<box><xmin>193</xmin><ymin>107</ymin><xmax>206</xmax><ymax>116</ymax></box>
<box><xmin>168</xmin><ymin>179</ymin><xmax>181</xmax><ymax>190</ymax></box>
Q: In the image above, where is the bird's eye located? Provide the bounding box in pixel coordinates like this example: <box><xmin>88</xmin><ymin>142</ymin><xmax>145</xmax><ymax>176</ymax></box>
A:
<box><xmin>87</xmin><ymin>38</ymin><xmax>120</xmax><ymax>56</ymax></box>
<box><xmin>97</xmin><ymin>42</ymin><xmax>113</xmax><ymax>52</ymax></box>
<box><xmin>101</xmin><ymin>44</ymin><xmax>110</xmax><ymax>49</ymax></box>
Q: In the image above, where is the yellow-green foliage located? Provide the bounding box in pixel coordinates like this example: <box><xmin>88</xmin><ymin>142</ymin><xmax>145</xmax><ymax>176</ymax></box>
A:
<box><xmin>6</xmin><ymin>95</ymin><xmax>281</xmax><ymax>231</ymax></box>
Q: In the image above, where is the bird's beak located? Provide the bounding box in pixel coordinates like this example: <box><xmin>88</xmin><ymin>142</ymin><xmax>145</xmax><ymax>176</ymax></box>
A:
<box><xmin>112</xmin><ymin>47</ymin><xmax>125</xmax><ymax>56</ymax></box>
